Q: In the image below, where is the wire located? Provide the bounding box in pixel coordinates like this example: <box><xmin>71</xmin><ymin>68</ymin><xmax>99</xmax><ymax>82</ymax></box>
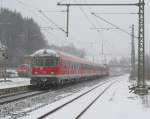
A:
<box><xmin>15</xmin><ymin>0</ymin><xmax>70</xmax><ymax>44</ymax></box>
<box><xmin>15</xmin><ymin>0</ymin><xmax>39</xmax><ymax>10</ymax></box>
<box><xmin>59</xmin><ymin>0</ymin><xmax>66</xmax><ymax>4</ymax></box>
<box><xmin>92</xmin><ymin>12</ymin><xmax>138</xmax><ymax>15</ymax></box>
<box><xmin>39</xmin><ymin>10</ymin><xmax>67</xmax><ymax>13</ymax></box>
<box><xmin>15</xmin><ymin>0</ymin><xmax>68</xmax><ymax>36</ymax></box>
<box><xmin>15</xmin><ymin>0</ymin><xmax>54</xmax><ymax>30</ymax></box>
<box><xmin>38</xmin><ymin>10</ymin><xmax>66</xmax><ymax>33</ymax></box>
<box><xmin>73</xmin><ymin>0</ymin><xmax>97</xmax><ymax>30</ymax></box>
<box><xmin>92</xmin><ymin>13</ymin><xmax>138</xmax><ymax>38</ymax></box>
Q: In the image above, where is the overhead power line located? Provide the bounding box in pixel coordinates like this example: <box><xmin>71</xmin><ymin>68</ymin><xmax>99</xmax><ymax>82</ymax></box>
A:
<box><xmin>59</xmin><ymin>0</ymin><xmax>66</xmax><ymax>4</ymax></box>
<box><xmin>15</xmin><ymin>0</ymin><xmax>67</xmax><ymax>35</ymax></box>
<box><xmin>90</xmin><ymin>27</ymin><xmax>119</xmax><ymax>30</ymax></box>
<box><xmin>73</xmin><ymin>0</ymin><xmax>97</xmax><ymax>29</ymax></box>
<box><xmin>39</xmin><ymin>10</ymin><xmax>67</xmax><ymax>13</ymax></box>
<box><xmin>38</xmin><ymin>10</ymin><xmax>66</xmax><ymax>34</ymax></box>
<box><xmin>92</xmin><ymin>12</ymin><xmax>138</xmax><ymax>15</ymax></box>
<box><xmin>15</xmin><ymin>0</ymin><xmax>39</xmax><ymax>10</ymax></box>
<box><xmin>57</xmin><ymin>3</ymin><xmax>138</xmax><ymax>6</ymax></box>
<box><xmin>91</xmin><ymin>13</ymin><xmax>138</xmax><ymax>38</ymax></box>
<box><xmin>15</xmin><ymin>0</ymin><xmax>54</xmax><ymax>30</ymax></box>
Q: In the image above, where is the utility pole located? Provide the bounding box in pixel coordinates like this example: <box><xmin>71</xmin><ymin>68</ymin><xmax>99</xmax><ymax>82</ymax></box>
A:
<box><xmin>135</xmin><ymin>0</ymin><xmax>148</xmax><ymax>95</ymax></box>
<box><xmin>66</xmin><ymin>5</ymin><xmax>70</xmax><ymax>37</ymax></box>
<box><xmin>57</xmin><ymin>1</ymin><xmax>148</xmax><ymax>95</ymax></box>
<box><xmin>90</xmin><ymin>27</ymin><xmax>118</xmax><ymax>64</ymax></box>
<box><xmin>130</xmin><ymin>24</ymin><xmax>136</xmax><ymax>80</ymax></box>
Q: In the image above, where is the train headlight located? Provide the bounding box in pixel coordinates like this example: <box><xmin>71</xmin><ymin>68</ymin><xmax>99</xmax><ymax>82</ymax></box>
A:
<box><xmin>51</xmin><ymin>72</ymin><xmax>54</xmax><ymax>74</ymax></box>
<box><xmin>34</xmin><ymin>72</ymin><xmax>38</xmax><ymax>74</ymax></box>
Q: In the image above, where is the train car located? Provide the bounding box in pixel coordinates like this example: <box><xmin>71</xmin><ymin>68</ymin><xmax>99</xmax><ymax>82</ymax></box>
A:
<box><xmin>16</xmin><ymin>64</ymin><xmax>30</xmax><ymax>77</ymax></box>
<box><xmin>30</xmin><ymin>49</ymin><xmax>109</xmax><ymax>88</ymax></box>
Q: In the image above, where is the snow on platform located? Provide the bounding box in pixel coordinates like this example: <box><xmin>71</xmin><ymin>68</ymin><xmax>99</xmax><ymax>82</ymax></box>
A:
<box><xmin>0</xmin><ymin>77</ymin><xmax>30</xmax><ymax>89</ymax></box>
<box><xmin>21</xmin><ymin>74</ymin><xmax>150</xmax><ymax>119</ymax></box>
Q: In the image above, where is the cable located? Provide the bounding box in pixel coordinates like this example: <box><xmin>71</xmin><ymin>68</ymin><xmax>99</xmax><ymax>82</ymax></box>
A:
<box><xmin>73</xmin><ymin>0</ymin><xmax>97</xmax><ymax>29</ymax></box>
<box><xmin>92</xmin><ymin>12</ymin><xmax>138</xmax><ymax>15</ymax></box>
<box><xmin>15</xmin><ymin>0</ymin><xmax>68</xmax><ymax>38</ymax></box>
<box><xmin>59</xmin><ymin>0</ymin><xmax>66</xmax><ymax>4</ymax></box>
<box><xmin>15</xmin><ymin>0</ymin><xmax>66</xmax><ymax>33</ymax></box>
<box><xmin>15</xmin><ymin>0</ymin><xmax>70</xmax><ymax>46</ymax></box>
<box><xmin>15</xmin><ymin>0</ymin><xmax>54</xmax><ymax>30</ymax></box>
<box><xmin>72</xmin><ymin>0</ymin><xmax>106</xmax><ymax>63</ymax></box>
<box><xmin>39</xmin><ymin>10</ymin><xmax>67</xmax><ymax>13</ymax></box>
<box><xmin>15</xmin><ymin>0</ymin><xmax>39</xmax><ymax>10</ymax></box>
<box><xmin>81</xmin><ymin>0</ymin><xmax>109</xmax><ymax>60</ymax></box>
<box><xmin>38</xmin><ymin>10</ymin><xmax>66</xmax><ymax>33</ymax></box>
<box><xmin>92</xmin><ymin>13</ymin><xmax>138</xmax><ymax>38</ymax></box>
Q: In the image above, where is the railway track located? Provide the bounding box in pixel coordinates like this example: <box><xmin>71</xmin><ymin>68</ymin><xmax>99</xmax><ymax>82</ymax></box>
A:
<box><xmin>75</xmin><ymin>82</ymin><xmax>115</xmax><ymax>119</ymax></box>
<box><xmin>0</xmin><ymin>77</ymin><xmax>113</xmax><ymax>119</ymax></box>
<box><xmin>37</xmin><ymin>80</ymin><xmax>117</xmax><ymax>119</ymax></box>
<box><xmin>0</xmin><ymin>90</ymin><xmax>49</xmax><ymax>105</ymax></box>
<box><xmin>0</xmin><ymin>76</ymin><xmax>111</xmax><ymax>106</ymax></box>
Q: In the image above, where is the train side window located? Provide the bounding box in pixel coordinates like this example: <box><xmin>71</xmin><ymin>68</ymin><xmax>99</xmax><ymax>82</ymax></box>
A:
<box><xmin>64</xmin><ymin>61</ymin><xmax>67</xmax><ymax>69</ymax></box>
<box><xmin>63</xmin><ymin>62</ymin><xmax>66</xmax><ymax>68</ymax></box>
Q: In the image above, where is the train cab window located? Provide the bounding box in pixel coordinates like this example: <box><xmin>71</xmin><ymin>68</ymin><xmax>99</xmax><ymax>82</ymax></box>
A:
<box><xmin>32</xmin><ymin>56</ymin><xmax>58</xmax><ymax>67</ymax></box>
<box><xmin>32</xmin><ymin>57</ymin><xmax>44</xmax><ymax>66</ymax></box>
<box><xmin>45</xmin><ymin>57</ymin><xmax>58</xmax><ymax>67</ymax></box>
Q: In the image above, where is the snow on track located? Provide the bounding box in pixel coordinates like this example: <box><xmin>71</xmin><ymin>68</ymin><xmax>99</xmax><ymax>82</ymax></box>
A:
<box><xmin>43</xmin><ymin>81</ymin><xmax>115</xmax><ymax>119</ymax></box>
<box><xmin>21</xmin><ymin>76</ymin><xmax>120</xmax><ymax>119</ymax></box>
<box><xmin>80</xmin><ymin>75</ymin><xmax>150</xmax><ymax>119</ymax></box>
<box><xmin>20</xmin><ymin>74</ymin><xmax>150</xmax><ymax>119</ymax></box>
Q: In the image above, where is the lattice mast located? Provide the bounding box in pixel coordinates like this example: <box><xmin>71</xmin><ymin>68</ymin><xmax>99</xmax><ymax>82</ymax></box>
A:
<box><xmin>130</xmin><ymin>24</ymin><xmax>136</xmax><ymax>80</ymax></box>
<box><xmin>135</xmin><ymin>0</ymin><xmax>148</xmax><ymax>94</ymax></box>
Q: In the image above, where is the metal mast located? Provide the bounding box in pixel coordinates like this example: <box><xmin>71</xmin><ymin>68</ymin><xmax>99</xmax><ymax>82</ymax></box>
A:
<box><xmin>130</xmin><ymin>24</ymin><xmax>136</xmax><ymax>80</ymax></box>
<box><xmin>135</xmin><ymin>0</ymin><xmax>148</xmax><ymax>95</ymax></box>
<box><xmin>57</xmin><ymin>3</ymin><xmax>137</xmax><ymax>37</ymax></box>
<box><xmin>58</xmin><ymin>1</ymin><xmax>148</xmax><ymax>95</ymax></box>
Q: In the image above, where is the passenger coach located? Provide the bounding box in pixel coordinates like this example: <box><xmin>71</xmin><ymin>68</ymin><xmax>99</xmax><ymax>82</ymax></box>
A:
<box><xmin>30</xmin><ymin>49</ymin><xmax>109</xmax><ymax>87</ymax></box>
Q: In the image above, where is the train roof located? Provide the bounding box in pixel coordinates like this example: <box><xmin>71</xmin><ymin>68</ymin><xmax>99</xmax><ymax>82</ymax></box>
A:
<box><xmin>30</xmin><ymin>49</ymin><xmax>107</xmax><ymax>67</ymax></box>
<box><xmin>30</xmin><ymin>49</ymin><xmax>59</xmax><ymax>57</ymax></box>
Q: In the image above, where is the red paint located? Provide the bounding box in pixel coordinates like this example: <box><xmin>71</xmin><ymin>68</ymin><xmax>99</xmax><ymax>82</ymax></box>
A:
<box><xmin>17</xmin><ymin>64</ymin><xmax>30</xmax><ymax>76</ymax></box>
<box><xmin>31</xmin><ymin>51</ymin><xmax>109</xmax><ymax>78</ymax></box>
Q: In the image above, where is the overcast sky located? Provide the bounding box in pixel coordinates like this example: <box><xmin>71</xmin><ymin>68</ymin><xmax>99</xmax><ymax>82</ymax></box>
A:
<box><xmin>1</xmin><ymin>0</ymin><xmax>150</xmax><ymax>63</ymax></box>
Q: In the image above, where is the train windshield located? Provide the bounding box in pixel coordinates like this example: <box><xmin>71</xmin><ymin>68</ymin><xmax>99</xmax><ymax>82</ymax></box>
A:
<box><xmin>32</xmin><ymin>56</ymin><xmax>58</xmax><ymax>67</ymax></box>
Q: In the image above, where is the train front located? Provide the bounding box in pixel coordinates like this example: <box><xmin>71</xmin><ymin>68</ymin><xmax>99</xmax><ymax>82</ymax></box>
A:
<box><xmin>30</xmin><ymin>49</ymin><xmax>59</xmax><ymax>88</ymax></box>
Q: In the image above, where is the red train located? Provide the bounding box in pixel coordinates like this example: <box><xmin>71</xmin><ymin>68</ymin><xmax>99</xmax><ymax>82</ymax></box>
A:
<box><xmin>30</xmin><ymin>49</ymin><xmax>109</xmax><ymax>88</ymax></box>
<box><xmin>16</xmin><ymin>64</ymin><xmax>30</xmax><ymax>77</ymax></box>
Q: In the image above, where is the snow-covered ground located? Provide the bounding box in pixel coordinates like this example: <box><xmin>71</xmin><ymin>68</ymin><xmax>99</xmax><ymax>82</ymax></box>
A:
<box><xmin>0</xmin><ymin>77</ymin><xmax>108</xmax><ymax>119</ymax></box>
<box><xmin>0</xmin><ymin>77</ymin><xmax>30</xmax><ymax>89</ymax></box>
<box><xmin>81</xmin><ymin>77</ymin><xmax>150</xmax><ymax>119</ymax></box>
<box><xmin>21</xmin><ymin>74</ymin><xmax>150</xmax><ymax>119</ymax></box>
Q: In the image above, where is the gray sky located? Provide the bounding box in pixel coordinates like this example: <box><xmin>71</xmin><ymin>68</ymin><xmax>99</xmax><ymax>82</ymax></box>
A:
<box><xmin>2</xmin><ymin>0</ymin><xmax>150</xmax><ymax>63</ymax></box>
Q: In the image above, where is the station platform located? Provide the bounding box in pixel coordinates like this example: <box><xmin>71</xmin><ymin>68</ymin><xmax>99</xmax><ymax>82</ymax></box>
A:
<box><xmin>0</xmin><ymin>78</ymin><xmax>30</xmax><ymax>95</ymax></box>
